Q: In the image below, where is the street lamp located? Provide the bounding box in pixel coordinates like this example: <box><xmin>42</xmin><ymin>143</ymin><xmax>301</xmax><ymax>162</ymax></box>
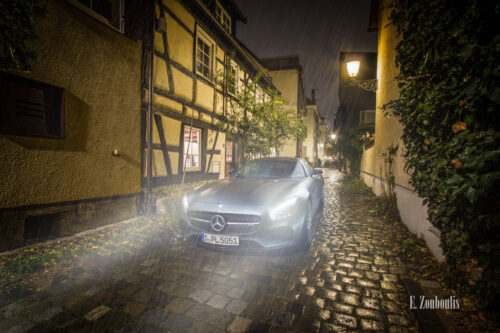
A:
<box><xmin>345</xmin><ymin>60</ymin><xmax>377</xmax><ymax>92</ymax></box>
<box><xmin>331</xmin><ymin>133</ymin><xmax>336</xmax><ymax>140</ymax></box>
<box><xmin>346</xmin><ymin>61</ymin><xmax>360</xmax><ymax>77</ymax></box>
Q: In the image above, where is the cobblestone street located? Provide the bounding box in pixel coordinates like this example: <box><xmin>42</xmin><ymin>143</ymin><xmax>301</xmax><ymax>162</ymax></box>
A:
<box><xmin>1</xmin><ymin>169</ymin><xmax>423</xmax><ymax>332</ymax></box>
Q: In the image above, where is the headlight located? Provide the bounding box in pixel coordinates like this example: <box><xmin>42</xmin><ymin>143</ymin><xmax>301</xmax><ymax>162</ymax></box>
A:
<box><xmin>182</xmin><ymin>195</ymin><xmax>189</xmax><ymax>213</ymax></box>
<box><xmin>269</xmin><ymin>197</ymin><xmax>299</xmax><ymax>220</ymax></box>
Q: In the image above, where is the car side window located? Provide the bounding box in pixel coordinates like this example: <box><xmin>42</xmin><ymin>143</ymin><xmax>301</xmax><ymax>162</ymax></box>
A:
<box><xmin>302</xmin><ymin>160</ymin><xmax>313</xmax><ymax>177</ymax></box>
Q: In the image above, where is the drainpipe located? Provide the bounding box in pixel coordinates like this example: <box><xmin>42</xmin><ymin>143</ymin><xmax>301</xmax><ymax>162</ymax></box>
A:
<box><xmin>146</xmin><ymin>5</ymin><xmax>154</xmax><ymax>215</ymax></box>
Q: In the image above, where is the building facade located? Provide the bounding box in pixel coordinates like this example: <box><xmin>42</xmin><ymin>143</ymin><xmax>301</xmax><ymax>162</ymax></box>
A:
<box><xmin>0</xmin><ymin>0</ymin><xmax>145</xmax><ymax>251</ymax></box>
<box><xmin>145</xmin><ymin>0</ymin><xmax>275</xmax><ymax>185</ymax></box>
<box><xmin>359</xmin><ymin>0</ymin><xmax>444</xmax><ymax>261</ymax></box>
<box><xmin>261</xmin><ymin>55</ymin><xmax>306</xmax><ymax>158</ymax></box>
<box><xmin>301</xmin><ymin>91</ymin><xmax>323</xmax><ymax>166</ymax></box>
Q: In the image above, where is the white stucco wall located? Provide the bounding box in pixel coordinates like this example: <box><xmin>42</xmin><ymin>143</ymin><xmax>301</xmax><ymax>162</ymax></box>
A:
<box><xmin>360</xmin><ymin>171</ymin><xmax>445</xmax><ymax>262</ymax></box>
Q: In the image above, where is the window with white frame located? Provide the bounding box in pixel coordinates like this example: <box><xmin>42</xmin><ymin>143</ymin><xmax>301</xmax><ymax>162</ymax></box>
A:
<box><xmin>184</xmin><ymin>126</ymin><xmax>201</xmax><ymax>171</ymax></box>
<box><xmin>215</xmin><ymin>1</ymin><xmax>231</xmax><ymax>33</ymax></box>
<box><xmin>196</xmin><ymin>30</ymin><xmax>214</xmax><ymax>80</ymax></box>
<box><xmin>227</xmin><ymin>60</ymin><xmax>239</xmax><ymax>95</ymax></box>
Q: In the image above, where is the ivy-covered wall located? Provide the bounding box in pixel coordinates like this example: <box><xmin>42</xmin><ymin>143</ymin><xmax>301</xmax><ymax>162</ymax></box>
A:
<box><xmin>385</xmin><ymin>0</ymin><xmax>500</xmax><ymax>317</ymax></box>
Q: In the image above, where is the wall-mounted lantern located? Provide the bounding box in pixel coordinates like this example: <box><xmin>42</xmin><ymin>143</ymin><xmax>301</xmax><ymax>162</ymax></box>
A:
<box><xmin>345</xmin><ymin>60</ymin><xmax>378</xmax><ymax>92</ymax></box>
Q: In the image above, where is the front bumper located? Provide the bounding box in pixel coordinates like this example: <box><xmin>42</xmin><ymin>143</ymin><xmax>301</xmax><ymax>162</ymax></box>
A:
<box><xmin>179</xmin><ymin>202</ymin><xmax>307</xmax><ymax>250</ymax></box>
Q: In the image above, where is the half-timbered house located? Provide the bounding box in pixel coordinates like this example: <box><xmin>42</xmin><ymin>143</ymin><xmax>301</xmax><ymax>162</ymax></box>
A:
<box><xmin>144</xmin><ymin>0</ymin><xmax>275</xmax><ymax>186</ymax></box>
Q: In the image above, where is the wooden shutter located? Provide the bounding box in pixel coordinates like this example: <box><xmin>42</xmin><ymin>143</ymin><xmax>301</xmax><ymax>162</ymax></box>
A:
<box><xmin>0</xmin><ymin>72</ymin><xmax>65</xmax><ymax>138</ymax></box>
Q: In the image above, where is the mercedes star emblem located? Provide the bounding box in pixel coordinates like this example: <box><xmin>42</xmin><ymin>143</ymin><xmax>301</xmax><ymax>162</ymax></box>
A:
<box><xmin>210</xmin><ymin>214</ymin><xmax>226</xmax><ymax>232</ymax></box>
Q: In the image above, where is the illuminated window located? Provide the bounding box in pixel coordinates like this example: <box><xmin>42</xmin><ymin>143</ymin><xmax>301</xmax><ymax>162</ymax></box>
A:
<box><xmin>215</xmin><ymin>1</ymin><xmax>231</xmax><ymax>33</ymax></box>
<box><xmin>225</xmin><ymin>141</ymin><xmax>232</xmax><ymax>162</ymax></box>
<box><xmin>227</xmin><ymin>60</ymin><xmax>239</xmax><ymax>95</ymax></box>
<box><xmin>184</xmin><ymin>127</ymin><xmax>201</xmax><ymax>171</ymax></box>
<box><xmin>196</xmin><ymin>30</ymin><xmax>213</xmax><ymax>80</ymax></box>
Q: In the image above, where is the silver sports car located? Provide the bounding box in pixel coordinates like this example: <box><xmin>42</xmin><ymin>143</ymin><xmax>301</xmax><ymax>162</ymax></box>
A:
<box><xmin>180</xmin><ymin>157</ymin><xmax>324</xmax><ymax>251</ymax></box>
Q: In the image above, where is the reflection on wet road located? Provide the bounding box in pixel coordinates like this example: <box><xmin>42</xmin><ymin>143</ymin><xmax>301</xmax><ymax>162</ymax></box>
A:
<box><xmin>0</xmin><ymin>169</ymin><xmax>417</xmax><ymax>332</ymax></box>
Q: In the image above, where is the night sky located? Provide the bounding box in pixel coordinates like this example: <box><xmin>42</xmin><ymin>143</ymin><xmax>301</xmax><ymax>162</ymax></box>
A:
<box><xmin>234</xmin><ymin>0</ymin><xmax>378</xmax><ymax>127</ymax></box>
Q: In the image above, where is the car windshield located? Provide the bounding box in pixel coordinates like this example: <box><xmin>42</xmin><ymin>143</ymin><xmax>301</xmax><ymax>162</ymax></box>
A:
<box><xmin>236</xmin><ymin>159</ymin><xmax>306</xmax><ymax>179</ymax></box>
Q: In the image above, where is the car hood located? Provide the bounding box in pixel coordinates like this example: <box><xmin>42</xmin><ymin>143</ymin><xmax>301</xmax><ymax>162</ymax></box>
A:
<box><xmin>192</xmin><ymin>178</ymin><xmax>303</xmax><ymax>206</ymax></box>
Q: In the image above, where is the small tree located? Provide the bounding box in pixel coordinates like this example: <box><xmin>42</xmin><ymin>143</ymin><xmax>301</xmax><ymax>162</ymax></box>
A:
<box><xmin>216</xmin><ymin>57</ymin><xmax>305</xmax><ymax>163</ymax></box>
<box><xmin>327</xmin><ymin>124</ymin><xmax>374</xmax><ymax>177</ymax></box>
<box><xmin>0</xmin><ymin>0</ymin><xmax>46</xmax><ymax>70</ymax></box>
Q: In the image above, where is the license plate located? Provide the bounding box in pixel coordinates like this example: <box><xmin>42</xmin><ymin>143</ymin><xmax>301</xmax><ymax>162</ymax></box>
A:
<box><xmin>201</xmin><ymin>233</ymin><xmax>239</xmax><ymax>246</ymax></box>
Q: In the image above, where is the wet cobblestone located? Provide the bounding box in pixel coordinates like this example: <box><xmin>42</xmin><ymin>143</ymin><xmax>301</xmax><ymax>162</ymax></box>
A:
<box><xmin>0</xmin><ymin>170</ymin><xmax>423</xmax><ymax>332</ymax></box>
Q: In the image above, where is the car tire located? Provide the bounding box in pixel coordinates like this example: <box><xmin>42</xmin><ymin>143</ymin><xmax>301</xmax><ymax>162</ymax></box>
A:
<box><xmin>298</xmin><ymin>200</ymin><xmax>313</xmax><ymax>251</ymax></box>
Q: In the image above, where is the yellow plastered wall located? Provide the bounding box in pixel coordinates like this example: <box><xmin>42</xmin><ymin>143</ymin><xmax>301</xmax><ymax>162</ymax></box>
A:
<box><xmin>169</xmin><ymin>152</ymin><xmax>180</xmax><ymax>174</ymax></box>
<box><xmin>153</xmin><ymin>94</ymin><xmax>183</xmax><ymax>113</ymax></box>
<box><xmin>0</xmin><ymin>0</ymin><xmax>142</xmax><ymax>208</ymax></box>
<box><xmin>360</xmin><ymin>1</ymin><xmax>410</xmax><ymax>189</ymax></box>
<box><xmin>152</xmin><ymin>116</ymin><xmax>181</xmax><ymax>146</ymax></box>
<box><xmin>164</xmin><ymin>0</ymin><xmax>195</xmax><ymax>32</ymax></box>
<box><xmin>268</xmin><ymin>69</ymin><xmax>298</xmax><ymax>108</ymax></box>
<box><xmin>153</xmin><ymin>150</ymin><xmax>168</xmax><ymax>177</ymax></box>
<box><xmin>214</xmin><ymin>92</ymin><xmax>223</xmax><ymax>114</ymax></box>
<box><xmin>165</xmin><ymin>12</ymin><xmax>193</xmax><ymax>71</ymax></box>
<box><xmin>267</xmin><ymin>69</ymin><xmax>299</xmax><ymax>157</ymax></box>
<box><xmin>154</xmin><ymin>55</ymin><xmax>170</xmax><ymax>91</ymax></box>
<box><xmin>195</xmin><ymin>79</ymin><xmax>214</xmax><ymax>110</ymax></box>
<box><xmin>171</xmin><ymin>67</ymin><xmax>193</xmax><ymax>101</ymax></box>
<box><xmin>154</xmin><ymin>31</ymin><xmax>164</xmax><ymax>53</ymax></box>
<box><xmin>185</xmin><ymin>106</ymin><xmax>198</xmax><ymax>120</ymax></box>
<box><xmin>216</xmin><ymin>45</ymin><xmax>225</xmax><ymax>62</ymax></box>
<box><xmin>200</xmin><ymin>113</ymin><xmax>212</xmax><ymax>123</ymax></box>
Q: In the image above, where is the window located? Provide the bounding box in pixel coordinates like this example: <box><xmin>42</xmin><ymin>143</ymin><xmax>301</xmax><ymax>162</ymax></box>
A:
<box><xmin>225</xmin><ymin>141</ymin><xmax>232</xmax><ymax>162</ymax></box>
<box><xmin>75</xmin><ymin>0</ymin><xmax>125</xmax><ymax>32</ymax></box>
<box><xmin>360</xmin><ymin>110</ymin><xmax>375</xmax><ymax>124</ymax></box>
<box><xmin>184</xmin><ymin>126</ymin><xmax>201</xmax><ymax>171</ymax></box>
<box><xmin>215</xmin><ymin>1</ymin><xmax>231</xmax><ymax>33</ymax></box>
<box><xmin>237</xmin><ymin>160</ymin><xmax>305</xmax><ymax>179</ymax></box>
<box><xmin>0</xmin><ymin>72</ymin><xmax>65</xmax><ymax>138</ymax></box>
<box><xmin>302</xmin><ymin>159</ymin><xmax>313</xmax><ymax>176</ymax></box>
<box><xmin>196</xmin><ymin>30</ymin><xmax>214</xmax><ymax>80</ymax></box>
<box><xmin>227</xmin><ymin>60</ymin><xmax>239</xmax><ymax>95</ymax></box>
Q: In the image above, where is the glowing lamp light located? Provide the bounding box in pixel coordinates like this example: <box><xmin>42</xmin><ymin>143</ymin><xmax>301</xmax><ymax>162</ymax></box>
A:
<box><xmin>331</xmin><ymin>134</ymin><xmax>336</xmax><ymax>140</ymax></box>
<box><xmin>346</xmin><ymin>61</ymin><xmax>360</xmax><ymax>78</ymax></box>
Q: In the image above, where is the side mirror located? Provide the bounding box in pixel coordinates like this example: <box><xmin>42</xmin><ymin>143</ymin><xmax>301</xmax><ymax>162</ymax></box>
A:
<box><xmin>313</xmin><ymin>168</ymin><xmax>323</xmax><ymax>176</ymax></box>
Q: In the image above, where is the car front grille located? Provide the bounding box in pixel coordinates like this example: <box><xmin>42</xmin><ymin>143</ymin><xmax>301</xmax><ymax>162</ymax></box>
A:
<box><xmin>187</xmin><ymin>211</ymin><xmax>261</xmax><ymax>235</ymax></box>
